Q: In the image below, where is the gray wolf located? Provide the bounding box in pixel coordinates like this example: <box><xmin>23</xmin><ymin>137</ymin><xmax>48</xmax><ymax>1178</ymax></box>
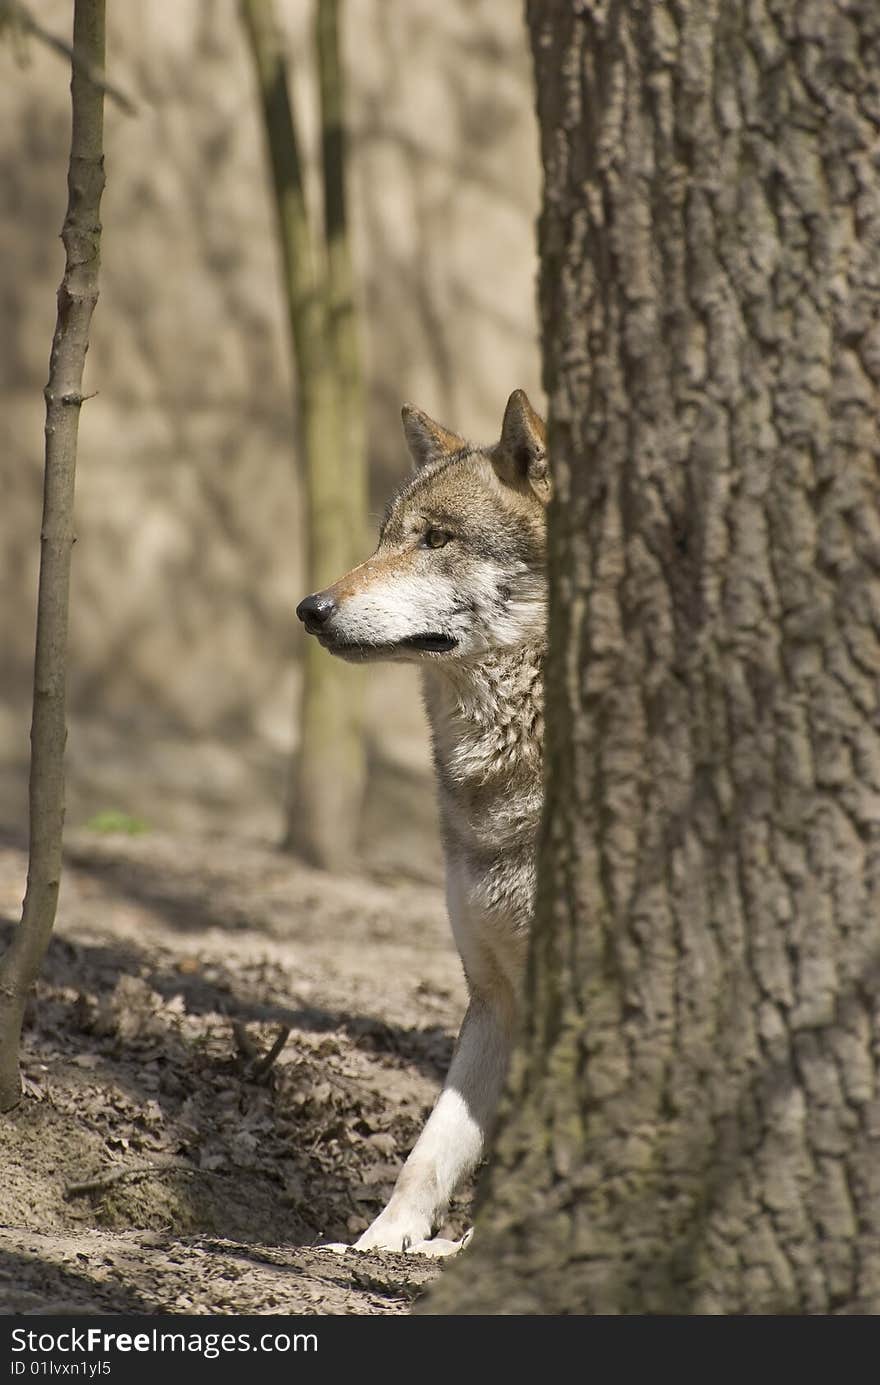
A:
<box><xmin>296</xmin><ymin>390</ymin><xmax>548</xmax><ymax>1253</ymax></box>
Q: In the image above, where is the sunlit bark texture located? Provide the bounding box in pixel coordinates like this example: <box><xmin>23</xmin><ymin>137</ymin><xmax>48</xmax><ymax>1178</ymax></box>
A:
<box><xmin>427</xmin><ymin>0</ymin><xmax>880</xmax><ymax>1314</ymax></box>
<box><xmin>0</xmin><ymin>0</ymin><xmax>106</xmax><ymax>1111</ymax></box>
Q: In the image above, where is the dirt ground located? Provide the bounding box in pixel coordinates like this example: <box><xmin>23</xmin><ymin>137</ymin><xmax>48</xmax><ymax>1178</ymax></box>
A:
<box><xmin>0</xmin><ymin>828</ymin><xmax>473</xmax><ymax>1315</ymax></box>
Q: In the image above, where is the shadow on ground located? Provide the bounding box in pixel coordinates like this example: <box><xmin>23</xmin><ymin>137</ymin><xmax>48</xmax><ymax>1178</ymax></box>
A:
<box><xmin>0</xmin><ymin>830</ymin><xmax>470</xmax><ymax>1313</ymax></box>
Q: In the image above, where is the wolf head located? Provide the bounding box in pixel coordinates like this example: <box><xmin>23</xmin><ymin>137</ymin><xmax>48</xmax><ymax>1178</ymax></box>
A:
<box><xmin>296</xmin><ymin>390</ymin><xmax>549</xmax><ymax>664</ymax></box>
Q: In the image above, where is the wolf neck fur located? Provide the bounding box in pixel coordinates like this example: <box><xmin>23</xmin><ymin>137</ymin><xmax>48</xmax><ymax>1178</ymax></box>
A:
<box><xmin>422</xmin><ymin>641</ymin><xmax>545</xmax><ymax>856</ymax></box>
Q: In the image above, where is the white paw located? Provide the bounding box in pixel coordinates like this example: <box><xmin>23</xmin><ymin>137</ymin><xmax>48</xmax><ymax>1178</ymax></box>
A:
<box><xmin>353</xmin><ymin>1213</ymin><xmax>432</xmax><ymax>1254</ymax></box>
<box><xmin>403</xmin><ymin>1230</ymin><xmax>473</xmax><ymax>1258</ymax></box>
<box><xmin>352</xmin><ymin>1213</ymin><xmax>474</xmax><ymax>1257</ymax></box>
<box><xmin>319</xmin><ymin>1226</ymin><xmax>473</xmax><ymax>1257</ymax></box>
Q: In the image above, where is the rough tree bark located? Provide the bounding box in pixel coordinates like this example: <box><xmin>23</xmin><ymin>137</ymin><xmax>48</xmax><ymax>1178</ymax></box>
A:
<box><xmin>241</xmin><ymin>0</ymin><xmax>366</xmax><ymax>869</ymax></box>
<box><xmin>427</xmin><ymin>0</ymin><xmax>880</xmax><ymax>1314</ymax></box>
<box><xmin>0</xmin><ymin>0</ymin><xmax>106</xmax><ymax>1112</ymax></box>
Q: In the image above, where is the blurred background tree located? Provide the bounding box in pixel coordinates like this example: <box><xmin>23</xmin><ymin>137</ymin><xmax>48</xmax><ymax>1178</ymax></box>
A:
<box><xmin>0</xmin><ymin>0</ymin><xmax>541</xmax><ymax>882</ymax></box>
<box><xmin>241</xmin><ymin>0</ymin><xmax>367</xmax><ymax>868</ymax></box>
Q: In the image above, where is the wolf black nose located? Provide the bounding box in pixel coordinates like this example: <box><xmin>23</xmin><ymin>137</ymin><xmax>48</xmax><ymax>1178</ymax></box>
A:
<box><xmin>296</xmin><ymin>592</ymin><xmax>336</xmax><ymax>633</ymax></box>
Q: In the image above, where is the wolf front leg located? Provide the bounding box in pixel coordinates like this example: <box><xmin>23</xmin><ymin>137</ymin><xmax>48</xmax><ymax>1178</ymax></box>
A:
<box><xmin>354</xmin><ymin>995</ymin><xmax>513</xmax><ymax>1253</ymax></box>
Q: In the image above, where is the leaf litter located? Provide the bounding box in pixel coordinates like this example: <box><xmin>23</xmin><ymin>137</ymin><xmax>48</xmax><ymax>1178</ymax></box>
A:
<box><xmin>0</xmin><ymin>832</ymin><xmax>470</xmax><ymax>1313</ymax></box>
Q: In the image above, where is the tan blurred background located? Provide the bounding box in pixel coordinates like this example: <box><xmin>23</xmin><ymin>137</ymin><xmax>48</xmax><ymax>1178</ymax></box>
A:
<box><xmin>0</xmin><ymin>0</ymin><xmax>541</xmax><ymax>880</ymax></box>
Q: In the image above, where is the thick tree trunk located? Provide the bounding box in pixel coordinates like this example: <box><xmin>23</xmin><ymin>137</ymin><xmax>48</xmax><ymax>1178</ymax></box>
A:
<box><xmin>427</xmin><ymin>0</ymin><xmax>880</xmax><ymax>1314</ymax></box>
<box><xmin>0</xmin><ymin>0</ymin><xmax>106</xmax><ymax>1112</ymax></box>
<box><xmin>241</xmin><ymin>0</ymin><xmax>365</xmax><ymax>868</ymax></box>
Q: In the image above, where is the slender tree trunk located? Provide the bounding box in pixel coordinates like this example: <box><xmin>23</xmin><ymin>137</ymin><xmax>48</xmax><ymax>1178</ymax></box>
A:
<box><xmin>0</xmin><ymin>0</ymin><xmax>106</xmax><ymax>1112</ymax></box>
<box><xmin>316</xmin><ymin>0</ymin><xmax>366</xmax><ymax>551</ymax></box>
<box><xmin>241</xmin><ymin>0</ymin><xmax>366</xmax><ymax>868</ymax></box>
<box><xmin>427</xmin><ymin>0</ymin><xmax>880</xmax><ymax>1315</ymax></box>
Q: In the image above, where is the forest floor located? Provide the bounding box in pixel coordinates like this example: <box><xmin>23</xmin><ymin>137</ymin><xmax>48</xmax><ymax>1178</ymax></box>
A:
<box><xmin>0</xmin><ymin>828</ymin><xmax>473</xmax><ymax>1315</ymax></box>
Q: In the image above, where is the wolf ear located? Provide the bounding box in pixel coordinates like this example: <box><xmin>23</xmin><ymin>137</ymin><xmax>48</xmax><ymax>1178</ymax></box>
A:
<box><xmin>494</xmin><ymin>390</ymin><xmax>550</xmax><ymax>502</ymax></box>
<box><xmin>401</xmin><ymin>405</ymin><xmax>466</xmax><ymax>471</ymax></box>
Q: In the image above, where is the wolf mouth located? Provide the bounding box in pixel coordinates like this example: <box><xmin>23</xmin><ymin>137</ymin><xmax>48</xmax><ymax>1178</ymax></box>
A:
<box><xmin>317</xmin><ymin>632</ymin><xmax>458</xmax><ymax>657</ymax></box>
<box><xmin>401</xmin><ymin>633</ymin><xmax>458</xmax><ymax>652</ymax></box>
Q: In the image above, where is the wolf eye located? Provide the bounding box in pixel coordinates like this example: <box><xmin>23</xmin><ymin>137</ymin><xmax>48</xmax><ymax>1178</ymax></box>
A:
<box><xmin>424</xmin><ymin>528</ymin><xmax>451</xmax><ymax>549</ymax></box>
